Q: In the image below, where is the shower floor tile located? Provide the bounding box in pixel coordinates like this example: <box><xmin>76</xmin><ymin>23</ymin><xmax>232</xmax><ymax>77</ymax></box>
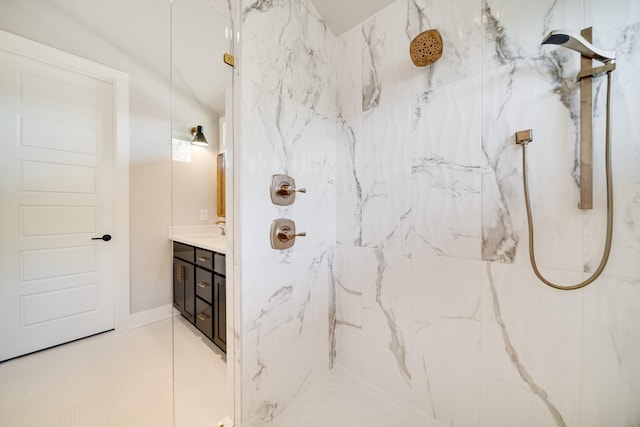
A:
<box><xmin>271</xmin><ymin>366</ymin><xmax>440</xmax><ymax>427</ymax></box>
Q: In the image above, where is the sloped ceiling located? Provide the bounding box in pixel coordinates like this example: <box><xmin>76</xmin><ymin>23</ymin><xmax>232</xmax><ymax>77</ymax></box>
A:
<box><xmin>310</xmin><ymin>0</ymin><xmax>396</xmax><ymax>35</ymax></box>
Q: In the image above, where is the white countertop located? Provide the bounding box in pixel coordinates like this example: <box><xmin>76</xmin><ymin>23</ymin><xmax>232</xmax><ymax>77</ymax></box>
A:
<box><xmin>172</xmin><ymin>233</ymin><xmax>226</xmax><ymax>254</ymax></box>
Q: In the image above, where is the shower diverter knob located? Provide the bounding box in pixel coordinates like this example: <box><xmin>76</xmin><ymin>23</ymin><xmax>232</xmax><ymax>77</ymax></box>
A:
<box><xmin>270</xmin><ymin>174</ymin><xmax>306</xmax><ymax>206</ymax></box>
<box><xmin>270</xmin><ymin>218</ymin><xmax>306</xmax><ymax>250</ymax></box>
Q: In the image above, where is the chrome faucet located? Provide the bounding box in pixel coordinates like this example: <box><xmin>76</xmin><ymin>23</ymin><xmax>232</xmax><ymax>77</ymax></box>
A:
<box><xmin>215</xmin><ymin>219</ymin><xmax>226</xmax><ymax>236</ymax></box>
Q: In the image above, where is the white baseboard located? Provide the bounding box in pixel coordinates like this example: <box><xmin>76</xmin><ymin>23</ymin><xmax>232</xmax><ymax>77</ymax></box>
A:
<box><xmin>127</xmin><ymin>303</ymin><xmax>173</xmax><ymax>330</ymax></box>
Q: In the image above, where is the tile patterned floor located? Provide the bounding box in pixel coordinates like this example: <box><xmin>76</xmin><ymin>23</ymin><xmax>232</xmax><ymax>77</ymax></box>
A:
<box><xmin>0</xmin><ymin>317</ymin><xmax>227</xmax><ymax>427</ymax></box>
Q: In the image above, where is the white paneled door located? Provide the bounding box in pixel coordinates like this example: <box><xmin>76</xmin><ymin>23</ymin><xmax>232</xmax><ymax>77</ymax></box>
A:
<box><xmin>0</xmin><ymin>44</ymin><xmax>116</xmax><ymax>361</ymax></box>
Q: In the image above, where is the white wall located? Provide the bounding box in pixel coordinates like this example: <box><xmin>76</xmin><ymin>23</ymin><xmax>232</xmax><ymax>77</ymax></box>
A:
<box><xmin>0</xmin><ymin>0</ymin><xmax>173</xmax><ymax>314</ymax></box>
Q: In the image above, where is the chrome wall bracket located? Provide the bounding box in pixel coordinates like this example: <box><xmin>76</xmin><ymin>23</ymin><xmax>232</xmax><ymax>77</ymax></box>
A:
<box><xmin>270</xmin><ymin>218</ymin><xmax>306</xmax><ymax>250</ymax></box>
<box><xmin>515</xmin><ymin>129</ymin><xmax>533</xmax><ymax>145</ymax></box>
<box><xmin>270</xmin><ymin>174</ymin><xmax>306</xmax><ymax>206</ymax></box>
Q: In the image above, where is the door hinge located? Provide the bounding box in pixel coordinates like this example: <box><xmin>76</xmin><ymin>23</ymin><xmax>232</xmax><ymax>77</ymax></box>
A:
<box><xmin>223</xmin><ymin>53</ymin><xmax>234</xmax><ymax>67</ymax></box>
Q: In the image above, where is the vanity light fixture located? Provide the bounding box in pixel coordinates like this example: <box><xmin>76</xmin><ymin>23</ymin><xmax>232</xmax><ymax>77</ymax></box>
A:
<box><xmin>191</xmin><ymin>125</ymin><xmax>208</xmax><ymax>146</ymax></box>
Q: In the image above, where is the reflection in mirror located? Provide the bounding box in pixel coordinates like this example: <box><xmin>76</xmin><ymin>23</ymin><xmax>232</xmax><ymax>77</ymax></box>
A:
<box><xmin>217</xmin><ymin>152</ymin><xmax>226</xmax><ymax>218</ymax></box>
<box><xmin>170</xmin><ymin>0</ymin><xmax>232</xmax><ymax>426</ymax></box>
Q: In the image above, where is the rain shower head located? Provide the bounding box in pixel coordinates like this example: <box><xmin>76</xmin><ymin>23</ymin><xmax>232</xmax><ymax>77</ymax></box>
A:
<box><xmin>541</xmin><ymin>29</ymin><xmax>615</xmax><ymax>63</ymax></box>
<box><xmin>410</xmin><ymin>29</ymin><xmax>443</xmax><ymax>67</ymax></box>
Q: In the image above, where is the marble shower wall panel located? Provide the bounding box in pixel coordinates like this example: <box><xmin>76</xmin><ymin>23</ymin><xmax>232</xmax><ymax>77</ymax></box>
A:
<box><xmin>587</xmin><ymin>0</ymin><xmax>640</xmax><ymax>36</ymax></box>
<box><xmin>580</xmin><ymin>275</ymin><xmax>640</xmax><ymax>426</ymax></box>
<box><xmin>584</xmin><ymin>23</ymin><xmax>640</xmax><ymax>279</ymax></box>
<box><xmin>407</xmin><ymin>0</ymin><xmax>483</xmax><ymax>95</ymax></box>
<box><xmin>241</xmin><ymin>81</ymin><xmax>331</xmax><ymax>263</ymax></box>
<box><xmin>481</xmin><ymin>262</ymin><xmax>583</xmax><ymax>427</ymax></box>
<box><xmin>412</xmin><ymin>75</ymin><xmax>482</xmax><ymax>260</ymax></box>
<box><xmin>241</xmin><ymin>248</ymin><xmax>330</xmax><ymax>426</ymax></box>
<box><xmin>334</xmin><ymin>245</ymin><xmax>364</xmax><ymax>376</ymax></box>
<box><xmin>481</xmin><ymin>61</ymin><xmax>586</xmax><ymax>272</ymax></box>
<box><xmin>336</xmin><ymin>25</ymin><xmax>363</xmax><ymax>118</ymax></box>
<box><xmin>361</xmin><ymin>1</ymin><xmax>413</xmax><ymax>112</ymax></box>
<box><xmin>335</xmin><ymin>245</ymin><xmax>416</xmax><ymax>405</ymax></box>
<box><xmin>360</xmin><ymin>248</ymin><xmax>413</xmax><ymax>403</ymax></box>
<box><xmin>241</xmin><ymin>0</ymin><xmax>336</xmax><ymax>118</ymax></box>
<box><xmin>239</xmin><ymin>0</ymin><xmax>338</xmax><ymax>423</ymax></box>
<box><xmin>360</xmin><ymin>99</ymin><xmax>412</xmax><ymax>251</ymax></box>
<box><xmin>482</xmin><ymin>0</ymin><xmax>584</xmax><ymax>71</ymax></box>
<box><xmin>411</xmin><ymin>255</ymin><xmax>481</xmax><ymax>427</ymax></box>
<box><xmin>335</xmin><ymin>114</ymin><xmax>363</xmax><ymax>247</ymax></box>
<box><xmin>238</xmin><ymin>0</ymin><xmax>639</xmax><ymax>423</ymax></box>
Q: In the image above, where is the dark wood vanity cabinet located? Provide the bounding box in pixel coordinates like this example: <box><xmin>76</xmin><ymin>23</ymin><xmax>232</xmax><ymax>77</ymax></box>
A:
<box><xmin>173</xmin><ymin>241</ymin><xmax>226</xmax><ymax>353</ymax></box>
<box><xmin>213</xmin><ymin>273</ymin><xmax>226</xmax><ymax>350</ymax></box>
<box><xmin>173</xmin><ymin>243</ymin><xmax>195</xmax><ymax>324</ymax></box>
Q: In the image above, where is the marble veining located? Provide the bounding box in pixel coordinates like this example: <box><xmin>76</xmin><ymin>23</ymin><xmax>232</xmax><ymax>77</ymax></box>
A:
<box><xmin>482</xmin><ymin>2</ymin><xmax>523</xmax><ymax>66</ymax></box>
<box><xmin>328</xmin><ymin>248</ymin><xmax>337</xmax><ymax>369</ymax></box>
<box><xmin>359</xmin><ymin>99</ymin><xmax>412</xmax><ymax>251</ymax></box>
<box><xmin>242</xmin><ymin>248</ymin><xmax>330</xmax><ymax>425</ymax></box>
<box><xmin>242</xmin><ymin>0</ymin><xmax>334</xmax><ymax>116</ymax></box>
<box><xmin>411</xmin><ymin>75</ymin><xmax>482</xmax><ymax>260</ymax></box>
<box><xmin>337</xmin><ymin>115</ymin><xmax>363</xmax><ymax>246</ymax></box>
<box><xmin>485</xmin><ymin>264</ymin><xmax>567</xmax><ymax>427</ymax></box>
<box><xmin>361</xmin><ymin>22</ymin><xmax>382</xmax><ymax>112</ymax></box>
<box><xmin>248</xmin><ymin>284</ymin><xmax>295</xmax><ymax>387</ymax></box>
<box><xmin>242</xmin><ymin>0</ymin><xmax>274</xmax><ymax>17</ymax></box>
<box><xmin>338</xmin><ymin>279</ymin><xmax>363</xmax><ymax>297</ymax></box>
<box><xmin>374</xmin><ymin>250</ymin><xmax>411</xmax><ymax>386</ymax></box>
<box><xmin>420</xmin><ymin>357</ymin><xmax>438</xmax><ymax>421</ymax></box>
<box><xmin>481</xmin><ymin>146</ymin><xmax>519</xmax><ymax>263</ymax></box>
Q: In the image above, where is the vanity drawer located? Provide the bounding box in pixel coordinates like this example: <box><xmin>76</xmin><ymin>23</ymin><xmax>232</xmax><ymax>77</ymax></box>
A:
<box><xmin>195</xmin><ymin>298</ymin><xmax>213</xmax><ymax>340</ymax></box>
<box><xmin>214</xmin><ymin>253</ymin><xmax>225</xmax><ymax>275</ymax></box>
<box><xmin>195</xmin><ymin>248</ymin><xmax>213</xmax><ymax>270</ymax></box>
<box><xmin>195</xmin><ymin>267</ymin><xmax>213</xmax><ymax>304</ymax></box>
<box><xmin>173</xmin><ymin>242</ymin><xmax>194</xmax><ymax>263</ymax></box>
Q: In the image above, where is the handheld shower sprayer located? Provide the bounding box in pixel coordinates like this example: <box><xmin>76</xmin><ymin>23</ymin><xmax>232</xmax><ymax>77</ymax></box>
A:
<box><xmin>518</xmin><ymin>27</ymin><xmax>617</xmax><ymax>290</ymax></box>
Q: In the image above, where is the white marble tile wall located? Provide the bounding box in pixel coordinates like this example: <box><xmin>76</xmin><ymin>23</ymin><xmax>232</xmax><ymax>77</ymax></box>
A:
<box><xmin>412</xmin><ymin>75</ymin><xmax>483</xmax><ymax>260</ymax></box>
<box><xmin>241</xmin><ymin>249</ymin><xmax>330</xmax><ymax>425</ymax></box>
<box><xmin>411</xmin><ymin>255</ymin><xmax>481</xmax><ymax>427</ymax></box>
<box><xmin>241</xmin><ymin>0</ymin><xmax>335</xmax><ymax>118</ymax></box>
<box><xmin>481</xmin><ymin>262</ymin><xmax>584</xmax><ymax>427</ymax></box>
<box><xmin>581</xmin><ymin>275</ymin><xmax>640</xmax><ymax>426</ymax></box>
<box><xmin>238</xmin><ymin>0</ymin><xmax>640</xmax><ymax>425</ymax></box>
<box><xmin>330</xmin><ymin>0</ymin><xmax>640</xmax><ymax>426</ymax></box>
<box><xmin>238</xmin><ymin>0</ymin><xmax>337</xmax><ymax>424</ymax></box>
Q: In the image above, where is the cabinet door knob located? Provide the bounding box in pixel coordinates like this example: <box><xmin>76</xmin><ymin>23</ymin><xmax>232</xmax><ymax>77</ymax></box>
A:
<box><xmin>196</xmin><ymin>256</ymin><xmax>210</xmax><ymax>262</ymax></box>
<box><xmin>197</xmin><ymin>282</ymin><xmax>210</xmax><ymax>289</ymax></box>
<box><xmin>197</xmin><ymin>313</ymin><xmax>210</xmax><ymax>321</ymax></box>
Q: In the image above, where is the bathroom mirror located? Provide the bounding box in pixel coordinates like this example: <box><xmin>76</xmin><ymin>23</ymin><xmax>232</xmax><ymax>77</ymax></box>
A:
<box><xmin>170</xmin><ymin>0</ymin><xmax>233</xmax><ymax>425</ymax></box>
<box><xmin>217</xmin><ymin>152</ymin><xmax>226</xmax><ymax>218</ymax></box>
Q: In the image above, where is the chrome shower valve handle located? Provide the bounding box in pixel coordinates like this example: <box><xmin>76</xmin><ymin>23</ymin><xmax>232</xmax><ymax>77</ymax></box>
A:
<box><xmin>270</xmin><ymin>174</ymin><xmax>306</xmax><ymax>206</ymax></box>
<box><xmin>277</xmin><ymin>183</ymin><xmax>306</xmax><ymax>197</ymax></box>
<box><xmin>270</xmin><ymin>218</ymin><xmax>306</xmax><ymax>250</ymax></box>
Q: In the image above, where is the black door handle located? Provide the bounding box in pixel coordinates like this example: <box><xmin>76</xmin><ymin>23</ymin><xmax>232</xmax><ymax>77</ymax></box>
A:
<box><xmin>92</xmin><ymin>234</ymin><xmax>112</xmax><ymax>241</ymax></box>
